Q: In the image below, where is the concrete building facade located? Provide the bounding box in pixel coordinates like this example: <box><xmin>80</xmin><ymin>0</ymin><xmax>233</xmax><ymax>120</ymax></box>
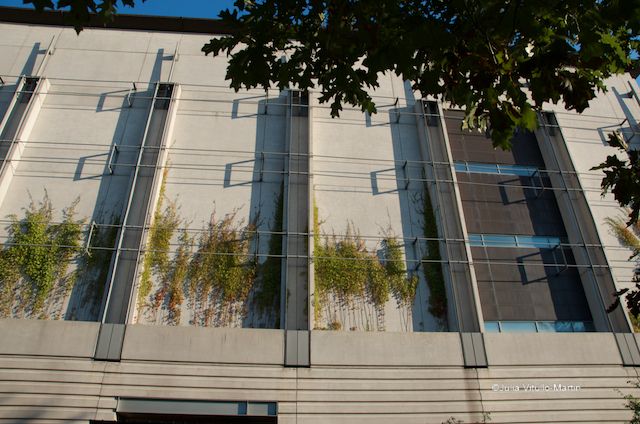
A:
<box><xmin>0</xmin><ymin>7</ymin><xmax>640</xmax><ymax>423</ymax></box>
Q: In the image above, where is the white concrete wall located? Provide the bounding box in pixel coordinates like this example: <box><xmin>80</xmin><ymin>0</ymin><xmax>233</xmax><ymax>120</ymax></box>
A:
<box><xmin>548</xmin><ymin>75</ymin><xmax>640</xmax><ymax>307</ymax></box>
<box><xmin>311</xmin><ymin>82</ymin><xmax>441</xmax><ymax>332</ymax></box>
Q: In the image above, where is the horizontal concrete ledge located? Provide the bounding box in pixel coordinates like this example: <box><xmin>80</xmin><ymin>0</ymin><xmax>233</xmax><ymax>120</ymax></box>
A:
<box><xmin>0</xmin><ymin>319</ymin><xmax>99</xmax><ymax>358</ymax></box>
<box><xmin>0</xmin><ymin>319</ymin><xmax>628</xmax><ymax>367</ymax></box>
<box><xmin>311</xmin><ymin>331</ymin><xmax>465</xmax><ymax>367</ymax></box>
<box><xmin>121</xmin><ymin>325</ymin><xmax>285</xmax><ymax>365</ymax></box>
<box><xmin>485</xmin><ymin>333</ymin><xmax>623</xmax><ymax>366</ymax></box>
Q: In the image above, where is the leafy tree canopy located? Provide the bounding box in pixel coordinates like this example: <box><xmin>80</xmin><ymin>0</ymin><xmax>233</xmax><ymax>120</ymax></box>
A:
<box><xmin>26</xmin><ymin>0</ymin><xmax>639</xmax><ymax>150</ymax></box>
<box><xmin>26</xmin><ymin>0</ymin><xmax>138</xmax><ymax>32</ymax></box>
<box><xmin>593</xmin><ymin>132</ymin><xmax>640</xmax><ymax>225</ymax></box>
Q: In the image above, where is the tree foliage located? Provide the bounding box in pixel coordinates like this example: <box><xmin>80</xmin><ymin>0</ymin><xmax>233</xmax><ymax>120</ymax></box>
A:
<box><xmin>202</xmin><ymin>0</ymin><xmax>639</xmax><ymax>150</ymax></box>
<box><xmin>593</xmin><ymin>132</ymin><xmax>640</xmax><ymax>226</ymax></box>
<box><xmin>604</xmin><ymin>214</ymin><xmax>640</xmax><ymax>327</ymax></box>
<box><xmin>26</xmin><ymin>1</ymin><xmax>639</xmax><ymax>149</ymax></box>
<box><xmin>26</xmin><ymin>0</ymin><xmax>141</xmax><ymax>33</ymax></box>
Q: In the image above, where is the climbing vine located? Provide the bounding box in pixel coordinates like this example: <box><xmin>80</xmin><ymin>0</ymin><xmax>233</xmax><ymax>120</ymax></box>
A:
<box><xmin>135</xmin><ymin>168</ymin><xmax>282</xmax><ymax>327</ymax></box>
<box><xmin>189</xmin><ymin>209</ymin><xmax>257</xmax><ymax>308</ymax></box>
<box><xmin>385</xmin><ymin>237</ymin><xmax>418</xmax><ymax>307</ymax></box>
<box><xmin>165</xmin><ymin>230</ymin><xmax>192</xmax><ymax>325</ymax></box>
<box><xmin>422</xmin><ymin>189</ymin><xmax>447</xmax><ymax>321</ymax></box>
<box><xmin>138</xmin><ymin>168</ymin><xmax>181</xmax><ymax>308</ymax></box>
<box><xmin>313</xmin><ymin>208</ymin><xmax>418</xmax><ymax>329</ymax></box>
<box><xmin>315</xmin><ymin>223</ymin><xmax>370</xmax><ymax>303</ymax></box>
<box><xmin>0</xmin><ymin>194</ymin><xmax>85</xmax><ymax>317</ymax></box>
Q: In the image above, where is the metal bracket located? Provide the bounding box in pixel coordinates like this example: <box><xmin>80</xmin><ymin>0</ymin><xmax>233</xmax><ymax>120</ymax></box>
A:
<box><xmin>263</xmin><ymin>91</ymin><xmax>269</xmax><ymax>115</ymax></box>
<box><xmin>532</xmin><ymin>169</ymin><xmax>546</xmax><ymax>199</ymax></box>
<box><xmin>0</xmin><ymin>76</ymin><xmax>4</xmax><ymax>85</ymax></box>
<box><xmin>413</xmin><ymin>237</ymin><xmax>421</xmax><ymax>271</ymax></box>
<box><xmin>393</xmin><ymin>98</ymin><xmax>401</xmax><ymax>123</ymax></box>
<box><xmin>259</xmin><ymin>151</ymin><xmax>265</xmax><ymax>182</ymax></box>
<box><xmin>552</xmin><ymin>243</ymin><xmax>569</xmax><ymax>276</ymax></box>
<box><xmin>107</xmin><ymin>144</ymin><xmax>120</xmax><ymax>175</ymax></box>
<box><xmin>126</xmin><ymin>82</ymin><xmax>138</xmax><ymax>108</ymax></box>
<box><xmin>402</xmin><ymin>160</ymin><xmax>410</xmax><ymax>190</ymax></box>
<box><xmin>85</xmin><ymin>221</ymin><xmax>96</xmax><ymax>256</ymax></box>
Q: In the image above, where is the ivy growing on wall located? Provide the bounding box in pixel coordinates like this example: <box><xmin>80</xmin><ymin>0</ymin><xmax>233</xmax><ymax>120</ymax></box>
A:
<box><xmin>138</xmin><ymin>168</ymin><xmax>181</xmax><ymax>309</ymax></box>
<box><xmin>315</xmin><ymin>223</ymin><xmax>370</xmax><ymax>303</ymax></box>
<box><xmin>385</xmin><ymin>237</ymin><xmax>419</xmax><ymax>307</ymax></box>
<box><xmin>135</xmin><ymin>167</ymin><xmax>282</xmax><ymax>326</ymax></box>
<box><xmin>313</xmin><ymin>207</ymin><xmax>418</xmax><ymax>329</ymax></box>
<box><xmin>165</xmin><ymin>230</ymin><xmax>193</xmax><ymax>325</ymax></box>
<box><xmin>0</xmin><ymin>194</ymin><xmax>85</xmax><ymax>317</ymax></box>
<box><xmin>189</xmin><ymin>209</ymin><xmax>257</xmax><ymax>309</ymax></box>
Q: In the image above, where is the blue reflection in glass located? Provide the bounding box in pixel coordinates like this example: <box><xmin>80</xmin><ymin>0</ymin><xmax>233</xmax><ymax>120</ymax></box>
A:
<box><xmin>454</xmin><ymin>161</ymin><xmax>539</xmax><ymax>177</ymax></box>
<box><xmin>469</xmin><ymin>234</ymin><xmax>562</xmax><ymax>249</ymax></box>
<box><xmin>500</xmin><ymin>321</ymin><xmax>537</xmax><ymax>332</ymax></box>
<box><xmin>484</xmin><ymin>320</ymin><xmax>594</xmax><ymax>333</ymax></box>
<box><xmin>484</xmin><ymin>322</ymin><xmax>501</xmax><ymax>332</ymax></box>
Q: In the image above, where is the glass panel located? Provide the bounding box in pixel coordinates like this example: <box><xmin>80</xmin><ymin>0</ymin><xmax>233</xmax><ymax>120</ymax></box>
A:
<box><xmin>516</xmin><ymin>235</ymin><xmax>561</xmax><ymax>248</ymax></box>
<box><xmin>469</xmin><ymin>233</ymin><xmax>561</xmax><ymax>249</ymax></box>
<box><xmin>536</xmin><ymin>321</ymin><xmax>557</xmax><ymax>332</ymax></box>
<box><xmin>498</xmin><ymin>164</ymin><xmax>538</xmax><ymax>177</ymax></box>
<box><xmin>500</xmin><ymin>321</ymin><xmax>537</xmax><ymax>332</ymax></box>
<box><xmin>468</xmin><ymin>234</ymin><xmax>484</xmax><ymax>246</ymax></box>
<box><xmin>466</xmin><ymin>163</ymin><xmax>499</xmax><ymax>174</ymax></box>
<box><xmin>572</xmin><ymin>321</ymin><xmax>587</xmax><ymax>332</ymax></box>
<box><xmin>481</xmin><ymin>234</ymin><xmax>517</xmax><ymax>247</ymax></box>
<box><xmin>454</xmin><ymin>161</ymin><xmax>541</xmax><ymax>177</ymax></box>
<box><xmin>454</xmin><ymin>163</ymin><xmax>468</xmax><ymax>173</ymax></box>
<box><xmin>555</xmin><ymin>321</ymin><xmax>574</xmax><ymax>332</ymax></box>
<box><xmin>484</xmin><ymin>321</ymin><xmax>501</xmax><ymax>332</ymax></box>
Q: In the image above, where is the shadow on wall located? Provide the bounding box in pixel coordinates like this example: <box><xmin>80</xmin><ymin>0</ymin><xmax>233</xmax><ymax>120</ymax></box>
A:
<box><xmin>241</xmin><ymin>92</ymin><xmax>287</xmax><ymax>329</ymax></box>
<box><xmin>595</xmin><ymin>85</ymin><xmax>639</xmax><ymax>146</ymax></box>
<box><xmin>212</xmin><ymin>92</ymin><xmax>287</xmax><ymax>329</ymax></box>
<box><xmin>387</xmin><ymin>99</ymin><xmax>445</xmax><ymax>332</ymax></box>
<box><xmin>65</xmin><ymin>49</ymin><xmax>167</xmax><ymax>321</ymax></box>
<box><xmin>0</xmin><ymin>43</ymin><xmax>45</xmax><ymax>132</ymax></box>
<box><xmin>614</xmin><ymin>86</ymin><xmax>639</xmax><ymax>145</ymax></box>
